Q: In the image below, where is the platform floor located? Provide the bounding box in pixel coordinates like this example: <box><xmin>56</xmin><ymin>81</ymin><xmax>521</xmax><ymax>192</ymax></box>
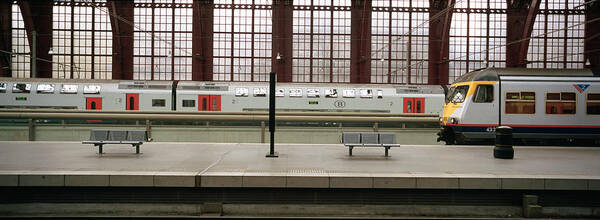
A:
<box><xmin>0</xmin><ymin>141</ymin><xmax>599</xmax><ymax>190</ymax></box>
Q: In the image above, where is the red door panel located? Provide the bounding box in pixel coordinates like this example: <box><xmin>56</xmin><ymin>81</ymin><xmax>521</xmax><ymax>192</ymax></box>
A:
<box><xmin>415</xmin><ymin>98</ymin><xmax>425</xmax><ymax>113</ymax></box>
<box><xmin>126</xmin><ymin>93</ymin><xmax>139</xmax><ymax>110</ymax></box>
<box><xmin>198</xmin><ymin>95</ymin><xmax>221</xmax><ymax>111</ymax></box>
<box><xmin>403</xmin><ymin>98</ymin><xmax>414</xmax><ymax>113</ymax></box>
<box><xmin>86</xmin><ymin>98</ymin><xmax>102</xmax><ymax>110</ymax></box>
<box><xmin>198</xmin><ymin>95</ymin><xmax>209</xmax><ymax>111</ymax></box>
<box><xmin>210</xmin><ymin>95</ymin><xmax>221</xmax><ymax>111</ymax></box>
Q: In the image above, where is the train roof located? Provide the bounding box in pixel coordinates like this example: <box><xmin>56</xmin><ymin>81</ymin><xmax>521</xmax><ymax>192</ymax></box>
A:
<box><xmin>453</xmin><ymin>67</ymin><xmax>600</xmax><ymax>84</ymax></box>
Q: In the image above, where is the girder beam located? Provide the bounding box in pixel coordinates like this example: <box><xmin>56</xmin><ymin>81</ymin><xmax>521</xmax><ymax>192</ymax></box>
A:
<box><xmin>192</xmin><ymin>0</ymin><xmax>213</xmax><ymax>81</ymax></box>
<box><xmin>271</xmin><ymin>0</ymin><xmax>293</xmax><ymax>82</ymax></box>
<box><xmin>506</xmin><ymin>0</ymin><xmax>541</xmax><ymax>67</ymax></box>
<box><xmin>584</xmin><ymin>0</ymin><xmax>600</xmax><ymax>68</ymax></box>
<box><xmin>428</xmin><ymin>0</ymin><xmax>455</xmax><ymax>85</ymax></box>
<box><xmin>0</xmin><ymin>1</ymin><xmax>11</xmax><ymax>77</ymax></box>
<box><xmin>107</xmin><ymin>0</ymin><xmax>134</xmax><ymax>80</ymax></box>
<box><xmin>350</xmin><ymin>0</ymin><xmax>371</xmax><ymax>83</ymax></box>
<box><xmin>18</xmin><ymin>0</ymin><xmax>52</xmax><ymax>78</ymax></box>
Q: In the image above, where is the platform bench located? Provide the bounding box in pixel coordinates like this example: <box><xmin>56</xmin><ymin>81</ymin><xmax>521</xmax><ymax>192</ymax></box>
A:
<box><xmin>342</xmin><ymin>132</ymin><xmax>400</xmax><ymax>157</ymax></box>
<box><xmin>82</xmin><ymin>130</ymin><xmax>149</xmax><ymax>154</ymax></box>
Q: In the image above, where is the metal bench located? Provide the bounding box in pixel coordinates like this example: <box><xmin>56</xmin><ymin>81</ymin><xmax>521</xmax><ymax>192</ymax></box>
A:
<box><xmin>82</xmin><ymin>130</ymin><xmax>149</xmax><ymax>154</ymax></box>
<box><xmin>342</xmin><ymin>132</ymin><xmax>400</xmax><ymax>157</ymax></box>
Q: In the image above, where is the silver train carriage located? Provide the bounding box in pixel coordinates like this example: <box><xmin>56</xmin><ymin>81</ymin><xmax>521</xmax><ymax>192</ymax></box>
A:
<box><xmin>0</xmin><ymin>78</ymin><xmax>445</xmax><ymax>114</ymax></box>
<box><xmin>437</xmin><ymin>68</ymin><xmax>600</xmax><ymax>145</ymax></box>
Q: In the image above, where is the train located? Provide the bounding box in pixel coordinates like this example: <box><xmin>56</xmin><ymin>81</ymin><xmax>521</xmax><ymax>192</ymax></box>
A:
<box><xmin>0</xmin><ymin>77</ymin><xmax>445</xmax><ymax>114</ymax></box>
<box><xmin>437</xmin><ymin>67</ymin><xmax>600</xmax><ymax>145</ymax></box>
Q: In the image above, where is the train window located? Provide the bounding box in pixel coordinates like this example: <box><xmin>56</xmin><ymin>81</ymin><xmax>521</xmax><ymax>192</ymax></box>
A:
<box><xmin>521</xmin><ymin>92</ymin><xmax>535</xmax><ymax>100</ymax></box>
<box><xmin>307</xmin><ymin>89</ymin><xmax>320</xmax><ymax>98</ymax></box>
<box><xmin>253</xmin><ymin>88</ymin><xmax>267</xmax><ymax>97</ymax></box>
<box><xmin>12</xmin><ymin>83</ymin><xmax>31</xmax><ymax>93</ymax></box>
<box><xmin>506</xmin><ymin>92</ymin><xmax>520</xmax><ymax>100</ymax></box>
<box><xmin>446</xmin><ymin>85</ymin><xmax>468</xmax><ymax>103</ymax></box>
<box><xmin>61</xmin><ymin>84</ymin><xmax>78</xmax><ymax>94</ymax></box>
<box><xmin>152</xmin><ymin>99</ymin><xmax>166</xmax><ymax>107</ymax></box>
<box><xmin>506</xmin><ymin>91</ymin><xmax>535</xmax><ymax>114</ymax></box>
<box><xmin>275</xmin><ymin>89</ymin><xmax>285</xmax><ymax>97</ymax></box>
<box><xmin>36</xmin><ymin>84</ymin><xmax>55</xmax><ymax>94</ymax></box>
<box><xmin>289</xmin><ymin>88</ymin><xmax>303</xmax><ymax>97</ymax></box>
<box><xmin>546</xmin><ymin>92</ymin><xmax>576</xmax><ymax>114</ymax></box>
<box><xmin>325</xmin><ymin>89</ymin><xmax>338</xmax><ymax>98</ymax></box>
<box><xmin>182</xmin><ymin>100</ymin><xmax>195</xmax><ymax>107</ymax></box>
<box><xmin>561</xmin><ymin>92</ymin><xmax>575</xmax><ymax>101</ymax></box>
<box><xmin>0</xmin><ymin>83</ymin><xmax>6</xmax><ymax>93</ymax></box>
<box><xmin>587</xmin><ymin>93</ymin><xmax>600</xmax><ymax>115</ymax></box>
<box><xmin>235</xmin><ymin>88</ymin><xmax>249</xmax><ymax>97</ymax></box>
<box><xmin>83</xmin><ymin>85</ymin><xmax>101</xmax><ymax>94</ymax></box>
<box><xmin>360</xmin><ymin>89</ymin><xmax>373</xmax><ymax>98</ymax></box>
<box><xmin>377</xmin><ymin>90</ymin><xmax>383</xmax><ymax>99</ymax></box>
<box><xmin>343</xmin><ymin>89</ymin><xmax>355</xmax><ymax>98</ymax></box>
<box><xmin>473</xmin><ymin>85</ymin><xmax>493</xmax><ymax>103</ymax></box>
<box><xmin>546</xmin><ymin>93</ymin><xmax>560</xmax><ymax>100</ymax></box>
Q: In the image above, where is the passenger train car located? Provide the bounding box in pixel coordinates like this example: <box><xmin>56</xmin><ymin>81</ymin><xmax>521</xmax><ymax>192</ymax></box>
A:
<box><xmin>437</xmin><ymin>68</ymin><xmax>600</xmax><ymax>145</ymax></box>
<box><xmin>0</xmin><ymin>77</ymin><xmax>445</xmax><ymax>114</ymax></box>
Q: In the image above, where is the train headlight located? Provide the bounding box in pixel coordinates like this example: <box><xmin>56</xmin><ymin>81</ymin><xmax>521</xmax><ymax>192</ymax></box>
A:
<box><xmin>450</xmin><ymin>118</ymin><xmax>458</xmax><ymax>124</ymax></box>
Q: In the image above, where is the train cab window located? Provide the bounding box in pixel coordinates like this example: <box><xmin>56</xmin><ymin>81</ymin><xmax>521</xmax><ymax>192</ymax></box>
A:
<box><xmin>235</xmin><ymin>88</ymin><xmax>248</xmax><ymax>97</ymax></box>
<box><xmin>12</xmin><ymin>83</ymin><xmax>31</xmax><ymax>93</ymax></box>
<box><xmin>473</xmin><ymin>85</ymin><xmax>493</xmax><ymax>103</ymax></box>
<box><xmin>0</xmin><ymin>83</ymin><xmax>6</xmax><ymax>93</ymax></box>
<box><xmin>446</xmin><ymin>85</ymin><xmax>468</xmax><ymax>103</ymax></box>
<box><xmin>546</xmin><ymin>92</ymin><xmax>576</xmax><ymax>114</ymax></box>
<box><xmin>182</xmin><ymin>100</ymin><xmax>195</xmax><ymax>107</ymax></box>
<box><xmin>343</xmin><ymin>89</ymin><xmax>355</xmax><ymax>98</ymax></box>
<box><xmin>61</xmin><ymin>84</ymin><xmax>78</xmax><ymax>94</ymax></box>
<box><xmin>325</xmin><ymin>89</ymin><xmax>338</xmax><ymax>98</ymax></box>
<box><xmin>307</xmin><ymin>89</ymin><xmax>320</xmax><ymax>98</ymax></box>
<box><xmin>152</xmin><ymin>99</ymin><xmax>166</xmax><ymax>107</ymax></box>
<box><xmin>377</xmin><ymin>90</ymin><xmax>383</xmax><ymax>99</ymax></box>
<box><xmin>37</xmin><ymin>84</ymin><xmax>55</xmax><ymax>94</ymax></box>
<box><xmin>289</xmin><ymin>88</ymin><xmax>302</xmax><ymax>97</ymax></box>
<box><xmin>505</xmin><ymin>91</ymin><xmax>535</xmax><ymax>114</ymax></box>
<box><xmin>360</xmin><ymin>89</ymin><xmax>373</xmax><ymax>98</ymax></box>
<box><xmin>83</xmin><ymin>85</ymin><xmax>101</xmax><ymax>94</ymax></box>
<box><xmin>586</xmin><ymin>93</ymin><xmax>600</xmax><ymax>115</ymax></box>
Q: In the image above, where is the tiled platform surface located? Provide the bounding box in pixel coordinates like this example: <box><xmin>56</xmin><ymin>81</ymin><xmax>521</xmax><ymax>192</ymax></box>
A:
<box><xmin>0</xmin><ymin>141</ymin><xmax>599</xmax><ymax>190</ymax></box>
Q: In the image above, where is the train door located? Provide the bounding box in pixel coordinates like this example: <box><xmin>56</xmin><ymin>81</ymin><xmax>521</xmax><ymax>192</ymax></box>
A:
<box><xmin>198</xmin><ymin>95</ymin><xmax>221</xmax><ymax>111</ymax></box>
<box><xmin>126</xmin><ymin>93</ymin><xmax>139</xmax><ymax>110</ymax></box>
<box><xmin>403</xmin><ymin>98</ymin><xmax>425</xmax><ymax>113</ymax></box>
<box><xmin>86</xmin><ymin>98</ymin><xmax>103</xmax><ymax>110</ymax></box>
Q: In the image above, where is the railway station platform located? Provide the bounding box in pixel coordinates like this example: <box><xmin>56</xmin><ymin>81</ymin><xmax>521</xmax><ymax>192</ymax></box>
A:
<box><xmin>1</xmin><ymin>141</ymin><xmax>599</xmax><ymax>218</ymax></box>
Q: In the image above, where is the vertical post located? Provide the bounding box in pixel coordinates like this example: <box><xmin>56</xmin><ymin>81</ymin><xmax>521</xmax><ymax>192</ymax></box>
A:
<box><xmin>31</xmin><ymin>31</ymin><xmax>36</xmax><ymax>78</ymax></box>
<box><xmin>261</xmin><ymin>121</ymin><xmax>265</xmax><ymax>143</ymax></box>
<box><xmin>28</xmin><ymin>119</ymin><xmax>35</xmax><ymax>141</ymax></box>
<box><xmin>146</xmin><ymin>119</ymin><xmax>152</xmax><ymax>140</ymax></box>
<box><xmin>266</xmin><ymin>72</ymin><xmax>278</xmax><ymax>157</ymax></box>
<box><xmin>350</xmin><ymin>0</ymin><xmax>372</xmax><ymax>83</ymax></box>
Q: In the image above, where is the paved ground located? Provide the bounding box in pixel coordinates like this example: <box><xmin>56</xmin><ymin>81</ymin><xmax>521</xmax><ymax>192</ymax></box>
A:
<box><xmin>0</xmin><ymin>141</ymin><xmax>599</xmax><ymax>189</ymax></box>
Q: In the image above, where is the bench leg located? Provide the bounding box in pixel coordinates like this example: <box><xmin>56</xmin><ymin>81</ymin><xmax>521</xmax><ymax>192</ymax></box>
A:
<box><xmin>135</xmin><ymin>144</ymin><xmax>140</xmax><ymax>154</ymax></box>
<box><xmin>99</xmin><ymin>144</ymin><xmax>103</xmax><ymax>154</ymax></box>
<box><xmin>385</xmin><ymin>147</ymin><xmax>389</xmax><ymax>157</ymax></box>
<box><xmin>349</xmin><ymin>146</ymin><xmax>353</xmax><ymax>156</ymax></box>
